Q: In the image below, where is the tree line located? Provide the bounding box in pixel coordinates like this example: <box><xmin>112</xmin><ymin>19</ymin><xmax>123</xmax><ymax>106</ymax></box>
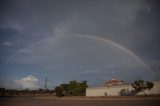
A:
<box><xmin>0</xmin><ymin>80</ymin><xmax>88</xmax><ymax>97</ymax></box>
<box><xmin>0</xmin><ymin>88</ymin><xmax>55</xmax><ymax>96</ymax></box>
<box><xmin>0</xmin><ymin>79</ymin><xmax>154</xmax><ymax>97</ymax></box>
<box><xmin>55</xmin><ymin>80</ymin><xmax>88</xmax><ymax>97</ymax></box>
<box><xmin>119</xmin><ymin>79</ymin><xmax>154</xmax><ymax>96</ymax></box>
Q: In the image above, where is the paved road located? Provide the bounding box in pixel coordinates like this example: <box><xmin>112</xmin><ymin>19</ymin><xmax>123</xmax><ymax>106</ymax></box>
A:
<box><xmin>0</xmin><ymin>96</ymin><xmax>160</xmax><ymax>106</ymax></box>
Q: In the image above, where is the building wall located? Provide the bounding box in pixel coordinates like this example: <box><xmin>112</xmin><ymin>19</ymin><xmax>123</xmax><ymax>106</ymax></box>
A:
<box><xmin>86</xmin><ymin>82</ymin><xmax>160</xmax><ymax>96</ymax></box>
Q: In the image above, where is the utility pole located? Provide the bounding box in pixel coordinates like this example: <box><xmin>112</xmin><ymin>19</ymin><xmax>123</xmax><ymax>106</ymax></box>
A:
<box><xmin>45</xmin><ymin>77</ymin><xmax>47</xmax><ymax>91</ymax></box>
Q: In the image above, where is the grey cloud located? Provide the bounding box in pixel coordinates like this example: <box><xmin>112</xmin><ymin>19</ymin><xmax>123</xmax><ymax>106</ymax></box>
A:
<box><xmin>0</xmin><ymin>0</ymin><xmax>159</xmax><ymax>88</ymax></box>
<box><xmin>1</xmin><ymin>41</ymin><xmax>13</xmax><ymax>47</ymax></box>
<box><xmin>6</xmin><ymin>35</ymin><xmax>155</xmax><ymax>83</ymax></box>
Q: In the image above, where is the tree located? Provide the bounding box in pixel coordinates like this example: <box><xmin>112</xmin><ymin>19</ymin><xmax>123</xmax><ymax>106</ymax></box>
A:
<box><xmin>146</xmin><ymin>81</ymin><xmax>154</xmax><ymax>90</ymax></box>
<box><xmin>55</xmin><ymin>80</ymin><xmax>88</xmax><ymax>96</ymax></box>
<box><xmin>55</xmin><ymin>86</ymin><xmax>64</xmax><ymax>97</ymax></box>
<box><xmin>119</xmin><ymin>89</ymin><xmax>130</xmax><ymax>96</ymax></box>
<box><xmin>131</xmin><ymin>79</ymin><xmax>154</xmax><ymax>94</ymax></box>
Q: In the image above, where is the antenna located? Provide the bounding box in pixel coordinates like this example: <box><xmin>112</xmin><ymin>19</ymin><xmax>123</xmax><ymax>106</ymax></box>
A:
<box><xmin>45</xmin><ymin>77</ymin><xmax>47</xmax><ymax>91</ymax></box>
<box><xmin>111</xmin><ymin>71</ymin><xmax>115</xmax><ymax>79</ymax></box>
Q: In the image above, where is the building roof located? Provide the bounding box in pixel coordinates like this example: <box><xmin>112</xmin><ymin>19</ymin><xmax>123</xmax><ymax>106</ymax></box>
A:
<box><xmin>104</xmin><ymin>79</ymin><xmax>124</xmax><ymax>85</ymax></box>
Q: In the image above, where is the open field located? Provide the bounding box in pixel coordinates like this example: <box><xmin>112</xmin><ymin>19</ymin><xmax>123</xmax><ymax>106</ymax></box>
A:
<box><xmin>0</xmin><ymin>96</ymin><xmax>160</xmax><ymax>106</ymax></box>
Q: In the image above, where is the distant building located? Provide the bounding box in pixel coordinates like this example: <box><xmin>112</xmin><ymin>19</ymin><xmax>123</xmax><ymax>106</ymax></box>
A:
<box><xmin>104</xmin><ymin>79</ymin><xmax>124</xmax><ymax>86</ymax></box>
<box><xmin>86</xmin><ymin>79</ymin><xmax>160</xmax><ymax>96</ymax></box>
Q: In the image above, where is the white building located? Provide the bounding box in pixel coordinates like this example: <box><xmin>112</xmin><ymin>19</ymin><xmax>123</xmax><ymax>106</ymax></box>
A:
<box><xmin>86</xmin><ymin>79</ymin><xmax>160</xmax><ymax>96</ymax></box>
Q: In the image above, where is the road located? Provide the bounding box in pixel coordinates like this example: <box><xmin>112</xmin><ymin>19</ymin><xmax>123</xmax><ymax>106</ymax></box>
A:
<box><xmin>0</xmin><ymin>96</ymin><xmax>160</xmax><ymax>106</ymax></box>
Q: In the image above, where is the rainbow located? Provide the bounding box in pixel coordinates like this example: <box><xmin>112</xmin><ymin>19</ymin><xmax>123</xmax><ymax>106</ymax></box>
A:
<box><xmin>6</xmin><ymin>34</ymin><xmax>151</xmax><ymax>73</ymax></box>
<box><xmin>57</xmin><ymin>34</ymin><xmax>151</xmax><ymax>72</ymax></box>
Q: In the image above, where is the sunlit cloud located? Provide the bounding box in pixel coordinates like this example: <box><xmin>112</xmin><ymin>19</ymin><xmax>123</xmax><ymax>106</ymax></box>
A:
<box><xmin>15</xmin><ymin>75</ymin><xmax>39</xmax><ymax>90</ymax></box>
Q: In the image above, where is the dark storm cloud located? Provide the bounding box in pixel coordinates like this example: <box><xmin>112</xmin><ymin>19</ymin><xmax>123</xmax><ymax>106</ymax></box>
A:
<box><xmin>0</xmin><ymin>0</ymin><xmax>160</xmax><ymax>89</ymax></box>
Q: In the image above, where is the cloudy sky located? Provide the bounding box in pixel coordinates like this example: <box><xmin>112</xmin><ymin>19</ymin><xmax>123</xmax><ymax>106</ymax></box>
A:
<box><xmin>0</xmin><ymin>0</ymin><xmax>160</xmax><ymax>89</ymax></box>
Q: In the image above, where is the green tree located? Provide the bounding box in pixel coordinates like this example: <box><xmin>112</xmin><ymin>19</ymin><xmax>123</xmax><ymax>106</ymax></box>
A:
<box><xmin>55</xmin><ymin>86</ymin><xmax>64</xmax><ymax>97</ymax></box>
<box><xmin>146</xmin><ymin>81</ymin><xmax>154</xmax><ymax>90</ymax></box>
<box><xmin>131</xmin><ymin>79</ymin><xmax>154</xmax><ymax>94</ymax></box>
<box><xmin>55</xmin><ymin>80</ymin><xmax>88</xmax><ymax>96</ymax></box>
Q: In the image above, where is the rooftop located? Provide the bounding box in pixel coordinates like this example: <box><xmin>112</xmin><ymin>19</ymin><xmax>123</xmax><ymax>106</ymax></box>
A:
<box><xmin>104</xmin><ymin>79</ymin><xmax>124</xmax><ymax>86</ymax></box>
